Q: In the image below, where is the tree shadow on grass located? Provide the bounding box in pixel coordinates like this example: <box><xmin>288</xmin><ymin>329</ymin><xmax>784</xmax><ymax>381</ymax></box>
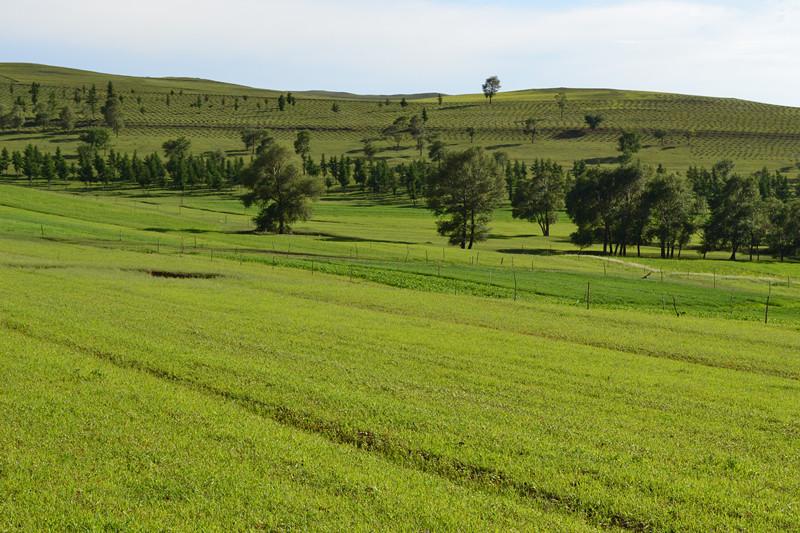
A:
<box><xmin>144</xmin><ymin>227</ymin><xmax>215</xmax><ymax>234</ymax></box>
<box><xmin>497</xmin><ymin>248</ymin><xmax>567</xmax><ymax>256</ymax></box>
<box><xmin>554</xmin><ymin>129</ymin><xmax>586</xmax><ymax>140</ymax></box>
<box><xmin>486</xmin><ymin>143</ymin><xmax>523</xmax><ymax>150</ymax></box>
<box><xmin>488</xmin><ymin>233</ymin><xmax>538</xmax><ymax>240</ymax></box>
<box><xmin>583</xmin><ymin>156</ymin><xmax>621</xmax><ymax>165</ymax></box>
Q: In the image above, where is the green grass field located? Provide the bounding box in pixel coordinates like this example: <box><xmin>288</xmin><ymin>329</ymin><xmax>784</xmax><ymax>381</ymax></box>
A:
<box><xmin>3</xmin><ymin>63</ymin><xmax>800</xmax><ymax>176</ymax></box>
<box><xmin>1</xmin><ymin>178</ymin><xmax>799</xmax><ymax>530</ymax></box>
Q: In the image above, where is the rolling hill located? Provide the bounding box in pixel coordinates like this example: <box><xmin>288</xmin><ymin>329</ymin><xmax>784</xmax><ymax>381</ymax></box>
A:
<box><xmin>1</xmin><ymin>63</ymin><xmax>799</xmax><ymax>175</ymax></box>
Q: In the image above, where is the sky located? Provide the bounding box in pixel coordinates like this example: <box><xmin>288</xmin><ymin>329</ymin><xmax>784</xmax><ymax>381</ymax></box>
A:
<box><xmin>1</xmin><ymin>0</ymin><xmax>798</xmax><ymax>106</ymax></box>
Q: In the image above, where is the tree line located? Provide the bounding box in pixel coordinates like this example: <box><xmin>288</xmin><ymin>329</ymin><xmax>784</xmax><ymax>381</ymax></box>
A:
<box><xmin>3</xmin><ymin>127</ymin><xmax>798</xmax><ymax>260</ymax></box>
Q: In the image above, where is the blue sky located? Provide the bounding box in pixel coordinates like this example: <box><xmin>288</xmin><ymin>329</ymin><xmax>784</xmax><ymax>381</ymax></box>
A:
<box><xmin>2</xmin><ymin>0</ymin><xmax>798</xmax><ymax>106</ymax></box>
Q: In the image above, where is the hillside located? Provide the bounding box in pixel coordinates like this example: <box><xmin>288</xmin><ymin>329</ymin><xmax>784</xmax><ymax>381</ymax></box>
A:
<box><xmin>2</xmin><ymin>62</ymin><xmax>800</xmax><ymax>530</ymax></box>
<box><xmin>1</xmin><ymin>182</ymin><xmax>799</xmax><ymax>530</ymax></box>
<box><xmin>1</xmin><ymin>63</ymin><xmax>800</xmax><ymax>174</ymax></box>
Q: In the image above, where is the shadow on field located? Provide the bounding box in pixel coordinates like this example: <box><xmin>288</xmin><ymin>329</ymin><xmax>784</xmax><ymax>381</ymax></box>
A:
<box><xmin>296</xmin><ymin>230</ymin><xmax>414</xmax><ymax>245</ymax></box>
<box><xmin>554</xmin><ymin>129</ymin><xmax>586</xmax><ymax>139</ymax></box>
<box><xmin>584</xmin><ymin>156</ymin><xmax>621</xmax><ymax>165</ymax></box>
<box><xmin>144</xmin><ymin>227</ymin><xmax>215</xmax><ymax>234</ymax></box>
<box><xmin>438</xmin><ymin>104</ymin><xmax>479</xmax><ymax>111</ymax></box>
<box><xmin>134</xmin><ymin>269</ymin><xmax>223</xmax><ymax>279</ymax></box>
<box><xmin>489</xmin><ymin>233</ymin><xmax>537</xmax><ymax>240</ymax></box>
<box><xmin>497</xmin><ymin>248</ymin><xmax>567</xmax><ymax>256</ymax></box>
<box><xmin>486</xmin><ymin>143</ymin><xmax>522</xmax><ymax>150</ymax></box>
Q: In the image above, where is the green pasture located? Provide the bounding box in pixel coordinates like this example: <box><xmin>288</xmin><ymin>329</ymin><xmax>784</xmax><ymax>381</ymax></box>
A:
<box><xmin>1</xmin><ymin>180</ymin><xmax>799</xmax><ymax>529</ymax></box>
<box><xmin>2</xmin><ymin>62</ymin><xmax>800</xmax><ymax>530</ymax></box>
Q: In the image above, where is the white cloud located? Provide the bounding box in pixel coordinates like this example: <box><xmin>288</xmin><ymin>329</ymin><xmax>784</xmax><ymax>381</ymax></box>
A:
<box><xmin>1</xmin><ymin>0</ymin><xmax>798</xmax><ymax>105</ymax></box>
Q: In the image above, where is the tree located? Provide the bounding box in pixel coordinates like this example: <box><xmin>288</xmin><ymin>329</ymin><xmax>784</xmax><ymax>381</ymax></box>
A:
<box><xmin>437</xmin><ymin>93</ymin><xmax>443</xmax><ymax>106</ymax></box>
<box><xmin>644</xmin><ymin>173</ymin><xmax>699</xmax><ymax>258</ymax></box>
<box><xmin>400</xmin><ymin>97</ymin><xmax>408</xmax><ymax>108</ymax></box>
<box><xmin>34</xmin><ymin>103</ymin><xmax>50</xmax><ymax>129</ymax></box>
<box><xmin>653</xmin><ymin>129</ymin><xmax>667</xmax><ymax>146</ymax></box>
<box><xmin>584</xmin><ymin>114</ymin><xmax>604</xmax><ymax>130</ymax></box>
<box><xmin>12</xmin><ymin>151</ymin><xmax>23</xmax><ymax>175</ymax></box>
<box><xmin>383</xmin><ymin>116</ymin><xmax>409</xmax><ymax>150</ymax></box>
<box><xmin>362</xmin><ymin>138</ymin><xmax>376</xmax><ymax>160</ymax></box>
<box><xmin>409</xmin><ymin>115</ymin><xmax>425</xmax><ymax>157</ymax></box>
<box><xmin>425</xmin><ymin>147</ymin><xmax>505</xmax><ymax>249</ymax></box>
<box><xmin>80</xmin><ymin>128</ymin><xmax>111</xmax><ymax>152</ymax></box>
<box><xmin>29</xmin><ymin>82</ymin><xmax>41</xmax><ymax>106</ymax></box>
<box><xmin>278</xmin><ymin>94</ymin><xmax>286</xmax><ymax>111</ymax></box>
<box><xmin>466</xmin><ymin>126</ymin><xmax>476</xmax><ymax>143</ymax></box>
<box><xmin>101</xmin><ymin>93</ymin><xmax>124</xmax><ymax>135</ymax></box>
<box><xmin>482</xmin><ymin>76</ymin><xmax>501</xmax><ymax>104</ymax></box>
<box><xmin>162</xmin><ymin>137</ymin><xmax>192</xmax><ymax>188</ymax></box>
<box><xmin>766</xmin><ymin>199</ymin><xmax>800</xmax><ymax>261</ymax></box>
<box><xmin>555</xmin><ymin>92</ymin><xmax>567</xmax><ymax>119</ymax></box>
<box><xmin>59</xmin><ymin>106</ymin><xmax>75</xmax><ymax>131</ymax></box>
<box><xmin>428</xmin><ymin>139</ymin><xmax>446</xmax><ymax>163</ymax></box>
<box><xmin>512</xmin><ymin>159</ymin><xmax>565</xmax><ymax>236</ymax></box>
<box><xmin>22</xmin><ymin>144</ymin><xmax>42</xmax><ymax>183</ymax></box>
<box><xmin>331</xmin><ymin>102</ymin><xmax>340</xmax><ymax>113</ymax></box>
<box><xmin>54</xmin><ymin>147</ymin><xmax>69</xmax><ymax>181</ymax></box>
<box><xmin>41</xmin><ymin>153</ymin><xmax>56</xmax><ymax>185</ymax></box>
<box><xmin>240</xmin><ymin>145</ymin><xmax>321</xmax><ymax>234</ymax></box>
<box><xmin>566</xmin><ymin>164</ymin><xmax>646</xmax><ymax>256</ymax></box>
<box><xmin>703</xmin><ymin>174</ymin><xmax>760</xmax><ymax>260</ymax></box>
<box><xmin>522</xmin><ymin>118</ymin><xmax>538</xmax><ymax>144</ymax></box>
<box><xmin>293</xmin><ymin>131</ymin><xmax>311</xmax><ymax>171</ymax></box>
<box><xmin>422</xmin><ymin>107</ymin><xmax>429</xmax><ymax>123</ymax></box>
<box><xmin>241</xmin><ymin>129</ymin><xmax>270</xmax><ymax>160</ymax></box>
<box><xmin>617</xmin><ymin>131</ymin><xmax>641</xmax><ymax>162</ymax></box>
<box><xmin>0</xmin><ymin>147</ymin><xmax>9</xmax><ymax>175</ymax></box>
<box><xmin>86</xmin><ymin>85</ymin><xmax>98</xmax><ymax>118</ymax></box>
<box><xmin>77</xmin><ymin>145</ymin><xmax>95</xmax><ymax>184</ymax></box>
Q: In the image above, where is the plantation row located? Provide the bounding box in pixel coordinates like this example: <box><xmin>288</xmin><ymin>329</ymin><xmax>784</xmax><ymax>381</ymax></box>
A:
<box><xmin>4</xmin><ymin>77</ymin><xmax>800</xmax><ymax>165</ymax></box>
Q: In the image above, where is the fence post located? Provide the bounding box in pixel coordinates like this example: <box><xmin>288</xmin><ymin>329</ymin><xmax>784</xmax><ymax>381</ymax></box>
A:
<box><xmin>586</xmin><ymin>281</ymin><xmax>590</xmax><ymax>310</ymax></box>
<box><xmin>513</xmin><ymin>270</ymin><xmax>518</xmax><ymax>301</ymax></box>
<box><xmin>765</xmin><ymin>282</ymin><xmax>772</xmax><ymax>324</ymax></box>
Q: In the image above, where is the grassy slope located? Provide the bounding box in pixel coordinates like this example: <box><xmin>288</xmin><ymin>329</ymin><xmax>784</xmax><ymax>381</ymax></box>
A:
<box><xmin>1</xmin><ymin>63</ymin><xmax>800</xmax><ymax>175</ymax></box>
<box><xmin>1</xmin><ymin>183</ymin><xmax>799</xmax><ymax>530</ymax></box>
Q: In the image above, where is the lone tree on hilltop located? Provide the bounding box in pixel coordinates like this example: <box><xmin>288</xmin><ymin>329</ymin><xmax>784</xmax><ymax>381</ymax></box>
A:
<box><xmin>241</xmin><ymin>145</ymin><xmax>321</xmax><ymax>234</ymax></box>
<box><xmin>584</xmin><ymin>114</ymin><xmax>604</xmax><ymax>130</ymax></box>
<box><xmin>425</xmin><ymin>147</ymin><xmax>505</xmax><ymax>249</ymax></box>
<box><xmin>482</xmin><ymin>76</ymin><xmax>501</xmax><ymax>104</ymax></box>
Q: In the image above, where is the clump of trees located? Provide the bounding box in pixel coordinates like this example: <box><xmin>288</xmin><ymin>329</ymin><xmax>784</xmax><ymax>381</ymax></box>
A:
<box><xmin>425</xmin><ymin>147</ymin><xmax>505</xmax><ymax>248</ymax></box>
<box><xmin>562</xmin><ymin>156</ymin><xmax>800</xmax><ymax>261</ymax></box>
<box><xmin>511</xmin><ymin>159</ymin><xmax>566</xmax><ymax>236</ymax></box>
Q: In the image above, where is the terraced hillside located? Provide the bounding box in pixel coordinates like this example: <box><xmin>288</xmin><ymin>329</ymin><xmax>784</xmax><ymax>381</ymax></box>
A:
<box><xmin>1</xmin><ymin>63</ymin><xmax>800</xmax><ymax>174</ymax></box>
